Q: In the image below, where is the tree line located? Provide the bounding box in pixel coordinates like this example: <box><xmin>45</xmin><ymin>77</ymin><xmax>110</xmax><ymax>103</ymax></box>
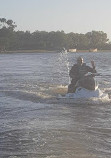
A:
<box><xmin>0</xmin><ymin>18</ymin><xmax>111</xmax><ymax>52</ymax></box>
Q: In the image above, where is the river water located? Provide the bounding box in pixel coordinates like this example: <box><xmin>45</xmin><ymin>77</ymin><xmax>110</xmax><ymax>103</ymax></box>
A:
<box><xmin>0</xmin><ymin>51</ymin><xmax>111</xmax><ymax>158</ymax></box>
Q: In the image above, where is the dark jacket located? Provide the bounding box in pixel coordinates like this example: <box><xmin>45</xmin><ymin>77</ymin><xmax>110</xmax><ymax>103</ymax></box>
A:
<box><xmin>69</xmin><ymin>63</ymin><xmax>96</xmax><ymax>81</ymax></box>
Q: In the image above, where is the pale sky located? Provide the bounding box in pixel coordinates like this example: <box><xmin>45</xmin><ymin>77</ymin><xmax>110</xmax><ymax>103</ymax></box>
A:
<box><xmin>0</xmin><ymin>0</ymin><xmax>111</xmax><ymax>39</ymax></box>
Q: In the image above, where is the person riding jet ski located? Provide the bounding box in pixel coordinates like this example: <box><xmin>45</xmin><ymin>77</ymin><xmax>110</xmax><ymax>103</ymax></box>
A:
<box><xmin>67</xmin><ymin>57</ymin><xmax>97</xmax><ymax>93</ymax></box>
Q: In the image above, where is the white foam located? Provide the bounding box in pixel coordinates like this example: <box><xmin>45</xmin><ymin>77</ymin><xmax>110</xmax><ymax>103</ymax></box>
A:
<box><xmin>57</xmin><ymin>87</ymin><xmax>111</xmax><ymax>105</ymax></box>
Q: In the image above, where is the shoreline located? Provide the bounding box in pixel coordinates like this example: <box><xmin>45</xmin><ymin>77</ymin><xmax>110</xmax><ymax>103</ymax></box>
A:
<box><xmin>1</xmin><ymin>49</ymin><xmax>111</xmax><ymax>53</ymax></box>
<box><xmin>4</xmin><ymin>50</ymin><xmax>57</xmax><ymax>53</ymax></box>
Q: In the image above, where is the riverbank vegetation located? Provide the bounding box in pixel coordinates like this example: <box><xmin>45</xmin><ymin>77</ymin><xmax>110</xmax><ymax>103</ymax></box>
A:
<box><xmin>0</xmin><ymin>18</ymin><xmax>111</xmax><ymax>52</ymax></box>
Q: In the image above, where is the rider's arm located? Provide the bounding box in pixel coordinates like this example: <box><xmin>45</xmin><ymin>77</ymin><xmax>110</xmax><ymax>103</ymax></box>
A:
<box><xmin>91</xmin><ymin>61</ymin><xmax>96</xmax><ymax>69</ymax></box>
<box><xmin>87</xmin><ymin>65</ymin><xmax>97</xmax><ymax>73</ymax></box>
<box><xmin>85</xmin><ymin>60</ymin><xmax>96</xmax><ymax>73</ymax></box>
<box><xmin>91</xmin><ymin>60</ymin><xmax>96</xmax><ymax>73</ymax></box>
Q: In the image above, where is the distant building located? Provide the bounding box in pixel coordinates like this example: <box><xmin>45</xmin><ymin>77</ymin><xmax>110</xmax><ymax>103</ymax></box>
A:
<box><xmin>89</xmin><ymin>48</ymin><xmax>97</xmax><ymax>52</ymax></box>
<box><xmin>68</xmin><ymin>49</ymin><xmax>77</xmax><ymax>52</ymax></box>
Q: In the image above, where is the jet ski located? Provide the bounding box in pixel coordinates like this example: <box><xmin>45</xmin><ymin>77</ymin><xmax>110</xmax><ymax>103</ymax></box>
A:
<box><xmin>57</xmin><ymin>73</ymin><xmax>109</xmax><ymax>102</ymax></box>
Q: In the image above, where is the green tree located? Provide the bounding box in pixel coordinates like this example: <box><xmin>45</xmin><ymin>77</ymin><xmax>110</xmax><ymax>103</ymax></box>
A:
<box><xmin>0</xmin><ymin>18</ymin><xmax>16</xmax><ymax>51</ymax></box>
<box><xmin>85</xmin><ymin>31</ymin><xmax>109</xmax><ymax>49</ymax></box>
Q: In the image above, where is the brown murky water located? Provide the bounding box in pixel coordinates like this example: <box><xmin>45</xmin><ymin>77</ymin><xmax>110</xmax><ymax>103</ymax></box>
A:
<box><xmin>0</xmin><ymin>52</ymin><xmax>111</xmax><ymax>158</ymax></box>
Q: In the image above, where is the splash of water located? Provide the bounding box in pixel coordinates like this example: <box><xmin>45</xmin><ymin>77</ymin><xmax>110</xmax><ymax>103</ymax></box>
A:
<box><xmin>58</xmin><ymin>48</ymin><xmax>70</xmax><ymax>84</ymax></box>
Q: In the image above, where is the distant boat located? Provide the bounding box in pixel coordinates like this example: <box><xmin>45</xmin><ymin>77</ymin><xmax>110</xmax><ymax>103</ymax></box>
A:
<box><xmin>68</xmin><ymin>49</ymin><xmax>77</xmax><ymax>52</ymax></box>
<box><xmin>89</xmin><ymin>48</ymin><xmax>97</xmax><ymax>52</ymax></box>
